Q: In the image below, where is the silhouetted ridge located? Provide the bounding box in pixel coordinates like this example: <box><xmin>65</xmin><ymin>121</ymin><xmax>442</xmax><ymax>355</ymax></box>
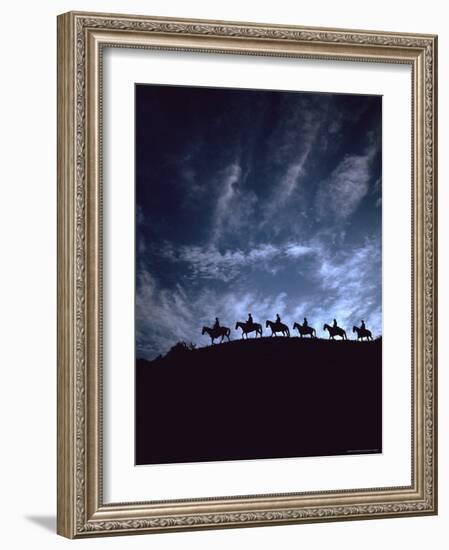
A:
<box><xmin>136</xmin><ymin>337</ymin><xmax>382</xmax><ymax>465</ymax></box>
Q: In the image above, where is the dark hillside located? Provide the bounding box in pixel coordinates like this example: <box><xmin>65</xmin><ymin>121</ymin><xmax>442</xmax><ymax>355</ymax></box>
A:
<box><xmin>136</xmin><ymin>337</ymin><xmax>382</xmax><ymax>465</ymax></box>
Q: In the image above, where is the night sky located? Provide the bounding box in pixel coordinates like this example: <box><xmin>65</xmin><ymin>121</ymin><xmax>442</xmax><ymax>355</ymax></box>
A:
<box><xmin>135</xmin><ymin>84</ymin><xmax>382</xmax><ymax>360</ymax></box>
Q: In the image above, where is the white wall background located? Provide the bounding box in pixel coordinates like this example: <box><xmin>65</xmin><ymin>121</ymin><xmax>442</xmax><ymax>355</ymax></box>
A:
<box><xmin>0</xmin><ymin>1</ymin><xmax>445</xmax><ymax>548</ymax></box>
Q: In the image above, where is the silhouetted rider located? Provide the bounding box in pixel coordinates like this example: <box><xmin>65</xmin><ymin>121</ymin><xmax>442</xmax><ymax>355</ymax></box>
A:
<box><xmin>276</xmin><ymin>313</ymin><xmax>281</xmax><ymax>325</ymax></box>
<box><xmin>247</xmin><ymin>313</ymin><xmax>253</xmax><ymax>326</ymax></box>
<box><xmin>213</xmin><ymin>317</ymin><xmax>220</xmax><ymax>330</ymax></box>
<box><xmin>333</xmin><ymin>318</ymin><xmax>338</xmax><ymax>328</ymax></box>
<box><xmin>303</xmin><ymin>317</ymin><xmax>308</xmax><ymax>327</ymax></box>
<box><xmin>361</xmin><ymin>320</ymin><xmax>366</xmax><ymax>330</ymax></box>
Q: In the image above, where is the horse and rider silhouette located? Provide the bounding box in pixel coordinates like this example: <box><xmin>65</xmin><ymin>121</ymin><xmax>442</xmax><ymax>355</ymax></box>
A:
<box><xmin>202</xmin><ymin>315</ymin><xmax>373</xmax><ymax>343</ymax></box>
<box><xmin>323</xmin><ymin>318</ymin><xmax>348</xmax><ymax>340</ymax></box>
<box><xmin>235</xmin><ymin>313</ymin><xmax>263</xmax><ymax>339</ymax></box>
<box><xmin>266</xmin><ymin>313</ymin><xmax>290</xmax><ymax>337</ymax></box>
<box><xmin>201</xmin><ymin>317</ymin><xmax>231</xmax><ymax>344</ymax></box>
<box><xmin>293</xmin><ymin>317</ymin><xmax>316</xmax><ymax>338</ymax></box>
<box><xmin>352</xmin><ymin>320</ymin><xmax>373</xmax><ymax>341</ymax></box>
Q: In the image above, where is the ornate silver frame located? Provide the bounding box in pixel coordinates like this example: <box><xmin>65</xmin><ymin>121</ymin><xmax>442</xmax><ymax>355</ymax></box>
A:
<box><xmin>57</xmin><ymin>11</ymin><xmax>438</xmax><ymax>538</ymax></box>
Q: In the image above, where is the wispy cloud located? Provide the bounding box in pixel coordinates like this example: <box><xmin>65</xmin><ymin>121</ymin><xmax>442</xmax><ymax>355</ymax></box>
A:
<box><xmin>308</xmin><ymin>238</ymin><xmax>382</xmax><ymax>334</ymax></box>
<box><xmin>261</xmin><ymin>104</ymin><xmax>324</xmax><ymax>228</ymax></box>
<box><xmin>284</xmin><ymin>243</ymin><xmax>313</xmax><ymax>258</ymax></box>
<box><xmin>155</xmin><ymin>241</ymin><xmax>314</xmax><ymax>283</ymax></box>
<box><xmin>211</xmin><ymin>162</ymin><xmax>242</xmax><ymax>242</ymax></box>
<box><xmin>136</xmin><ymin>270</ymin><xmax>195</xmax><ymax>358</ymax></box>
<box><xmin>316</xmin><ymin>144</ymin><xmax>378</xmax><ymax>221</ymax></box>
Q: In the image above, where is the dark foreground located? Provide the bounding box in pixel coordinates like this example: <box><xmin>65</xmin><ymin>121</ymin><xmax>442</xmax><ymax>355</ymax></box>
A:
<box><xmin>136</xmin><ymin>337</ymin><xmax>382</xmax><ymax>465</ymax></box>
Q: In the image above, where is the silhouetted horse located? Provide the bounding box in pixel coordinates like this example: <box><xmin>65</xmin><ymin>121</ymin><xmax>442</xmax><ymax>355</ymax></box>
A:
<box><xmin>293</xmin><ymin>322</ymin><xmax>316</xmax><ymax>338</ymax></box>
<box><xmin>352</xmin><ymin>326</ymin><xmax>373</xmax><ymax>341</ymax></box>
<box><xmin>202</xmin><ymin>325</ymin><xmax>231</xmax><ymax>344</ymax></box>
<box><xmin>266</xmin><ymin>320</ymin><xmax>290</xmax><ymax>337</ymax></box>
<box><xmin>235</xmin><ymin>321</ymin><xmax>263</xmax><ymax>339</ymax></box>
<box><xmin>323</xmin><ymin>323</ymin><xmax>347</xmax><ymax>340</ymax></box>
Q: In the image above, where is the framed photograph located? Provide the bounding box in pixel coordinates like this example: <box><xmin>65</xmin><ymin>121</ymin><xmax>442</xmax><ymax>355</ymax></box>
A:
<box><xmin>57</xmin><ymin>11</ymin><xmax>438</xmax><ymax>538</ymax></box>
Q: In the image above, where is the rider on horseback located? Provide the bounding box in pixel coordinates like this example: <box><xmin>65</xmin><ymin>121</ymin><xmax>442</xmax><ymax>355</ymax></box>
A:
<box><xmin>276</xmin><ymin>313</ymin><xmax>281</xmax><ymax>326</ymax></box>
<box><xmin>353</xmin><ymin>320</ymin><xmax>372</xmax><ymax>341</ymax></box>
<box><xmin>247</xmin><ymin>313</ymin><xmax>253</xmax><ymax>327</ymax></box>
<box><xmin>303</xmin><ymin>317</ymin><xmax>308</xmax><ymax>327</ymax></box>
<box><xmin>213</xmin><ymin>317</ymin><xmax>220</xmax><ymax>331</ymax></box>
<box><xmin>333</xmin><ymin>318</ymin><xmax>338</xmax><ymax>328</ymax></box>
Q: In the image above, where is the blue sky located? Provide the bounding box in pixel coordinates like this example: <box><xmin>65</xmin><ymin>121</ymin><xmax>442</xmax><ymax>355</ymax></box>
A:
<box><xmin>135</xmin><ymin>84</ymin><xmax>382</xmax><ymax>359</ymax></box>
